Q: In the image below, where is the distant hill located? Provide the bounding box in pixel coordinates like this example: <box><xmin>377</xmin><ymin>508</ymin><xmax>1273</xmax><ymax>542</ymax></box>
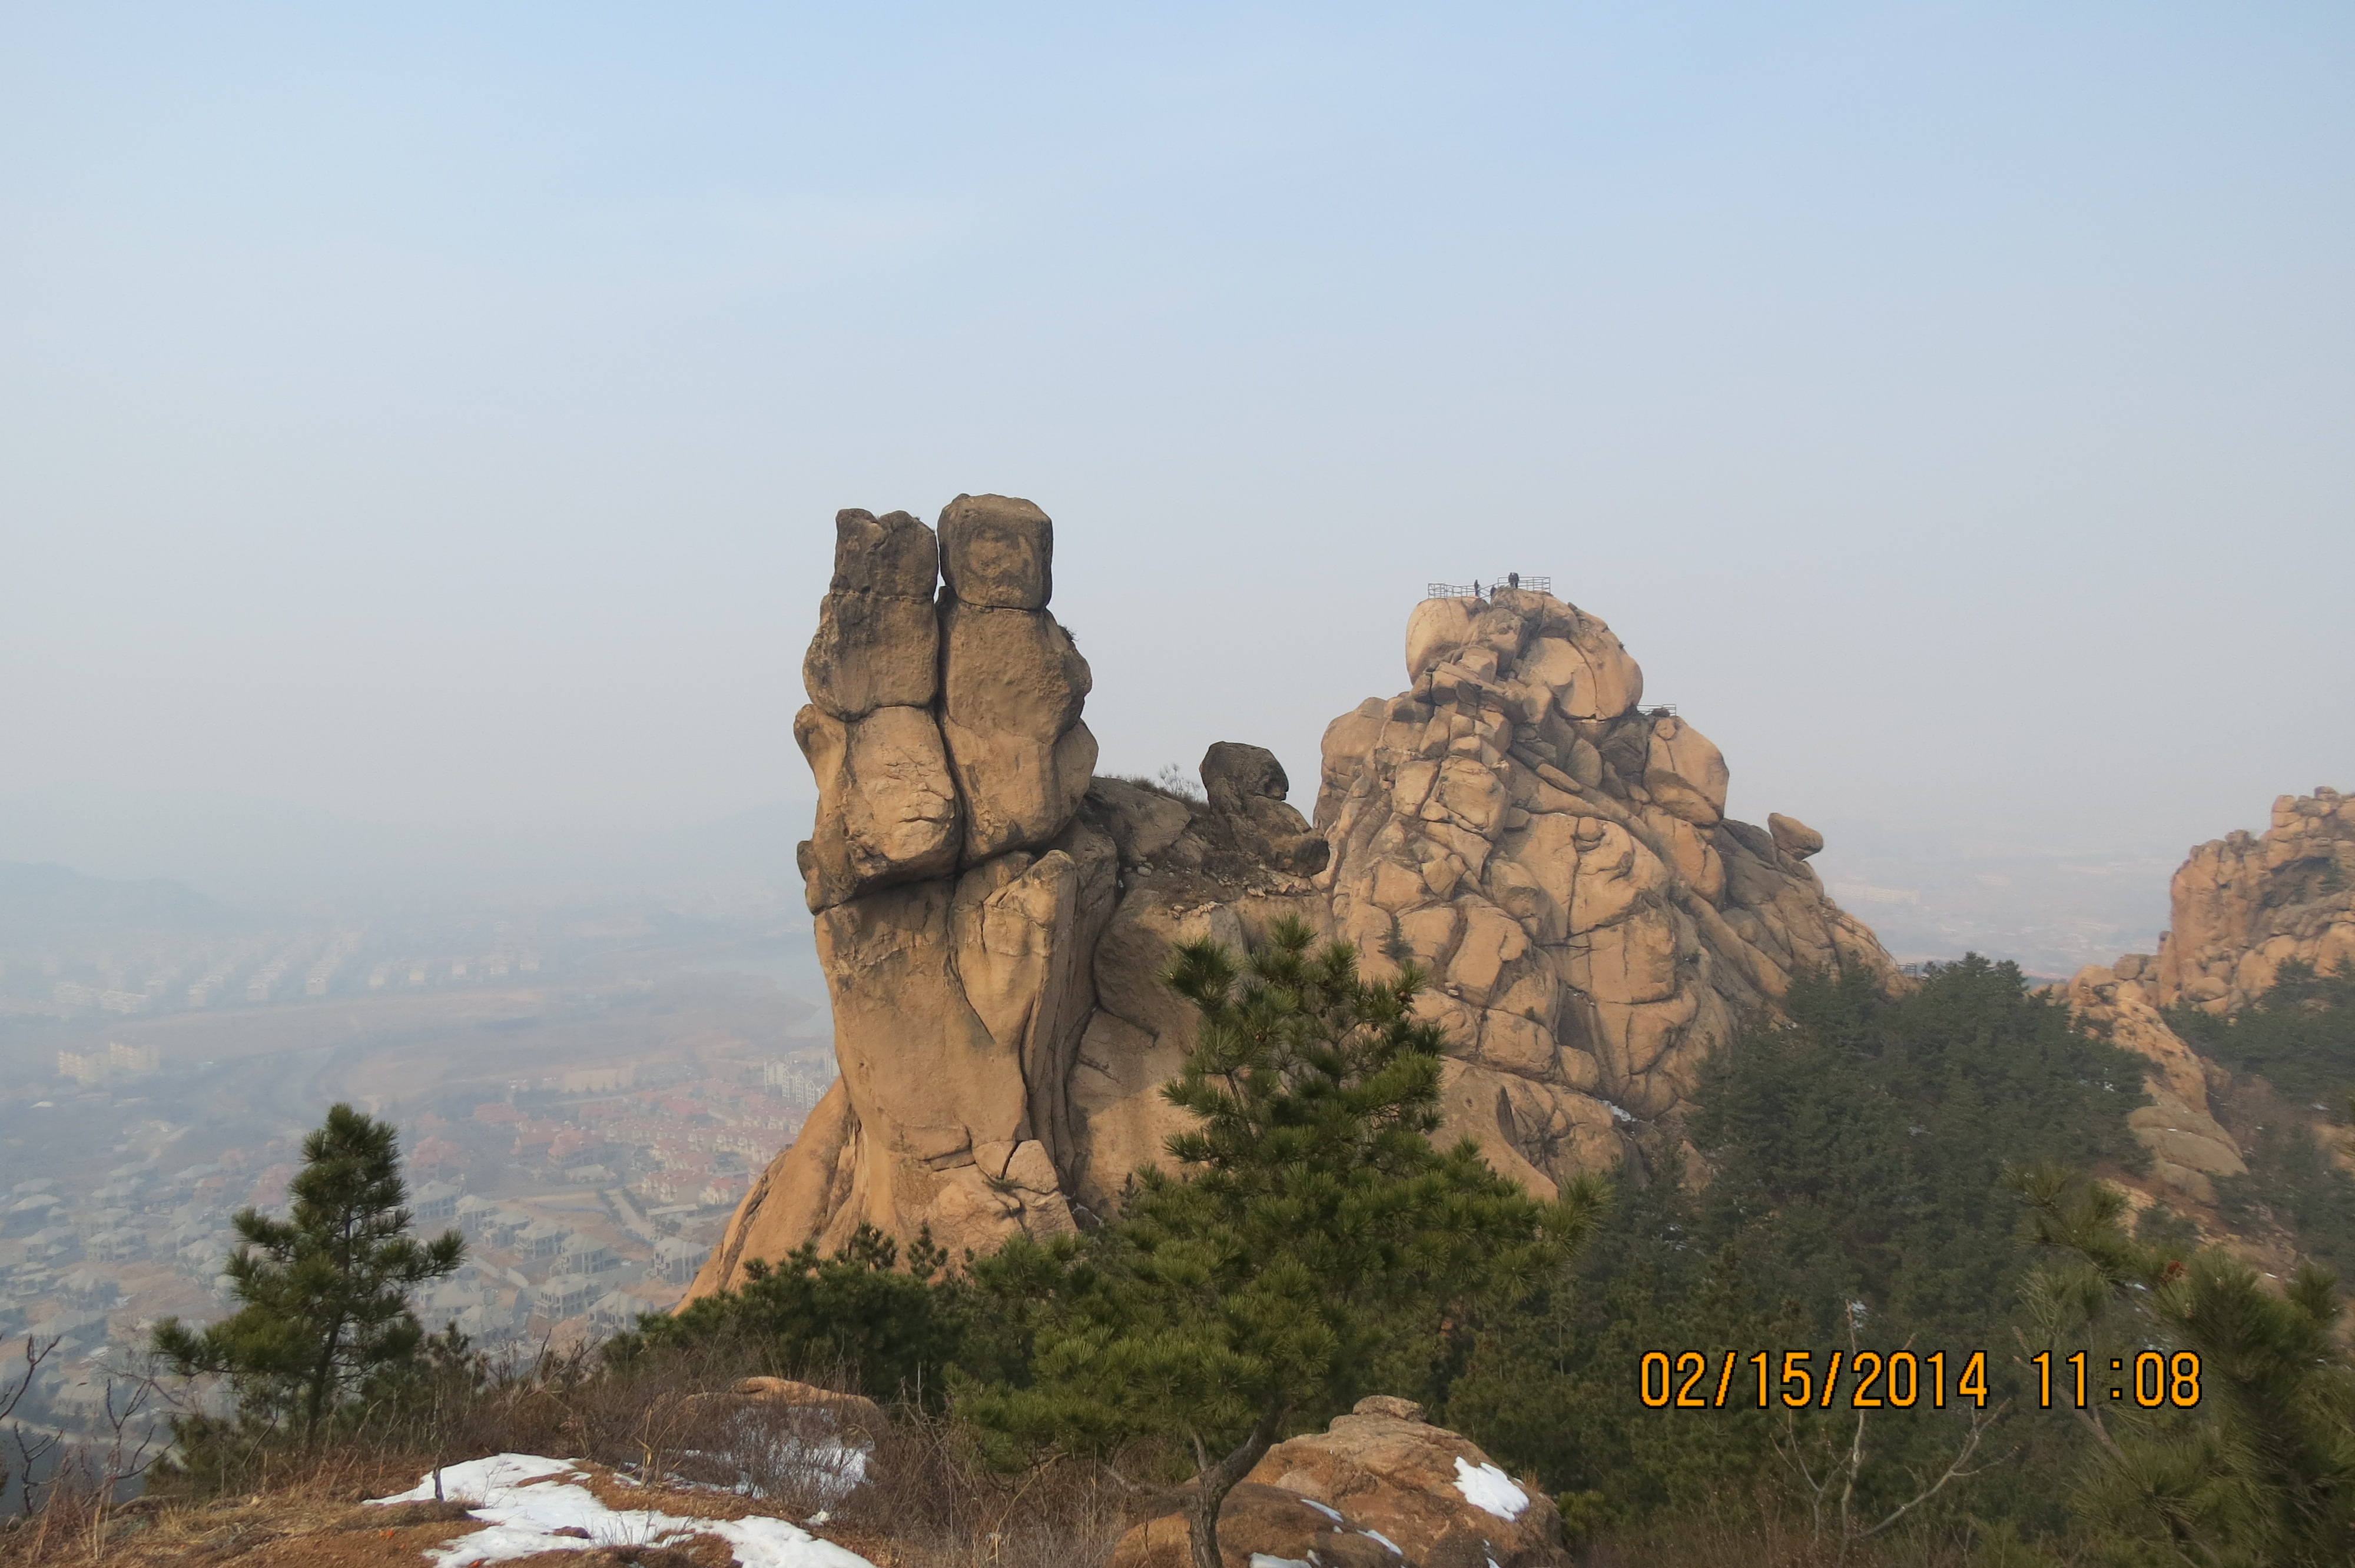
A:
<box><xmin>0</xmin><ymin>861</ymin><xmax>243</xmax><ymax>931</ymax></box>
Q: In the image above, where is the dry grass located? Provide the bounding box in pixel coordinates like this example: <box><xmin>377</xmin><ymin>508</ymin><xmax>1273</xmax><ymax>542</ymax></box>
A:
<box><xmin>1</xmin><ymin>1344</ymin><xmax>1140</xmax><ymax>1568</ymax></box>
<box><xmin>1</xmin><ymin>1347</ymin><xmax>2035</xmax><ymax>1568</ymax></box>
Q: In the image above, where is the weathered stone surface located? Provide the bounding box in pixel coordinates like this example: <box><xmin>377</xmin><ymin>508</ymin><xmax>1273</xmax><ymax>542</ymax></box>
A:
<box><xmin>1202</xmin><ymin>741</ymin><xmax>1289</xmax><ymax>813</ymax></box>
<box><xmin>699</xmin><ymin>501</ymin><xmax>1107</xmax><ymax>1282</ymax></box>
<box><xmin>803</xmin><ymin>591</ymin><xmax>940</xmax><ymax>720</ymax></box>
<box><xmin>2151</xmin><ymin>788</ymin><xmax>2355</xmax><ymax>1015</ymax></box>
<box><xmin>938</xmin><ymin>493</ymin><xmax>1053</xmax><ymax>609</ymax></box>
<box><xmin>696</xmin><ymin>524</ymin><xmax>1898</xmax><ymax>1297</ymax></box>
<box><xmin>1242</xmin><ymin>1401</ymin><xmax>1567</xmax><ymax>1567</ymax></box>
<box><xmin>794</xmin><ymin>703</ymin><xmax>961</xmax><ymax>911</ymax></box>
<box><xmin>805</xmin><ymin>510</ymin><xmax>946</xmax><ymax>722</ymax></box>
<box><xmin>940</xmin><ymin>598</ymin><xmax>1096</xmax><ymax>862</ymax></box>
<box><xmin>2061</xmin><ymin>787</ymin><xmax>2350</xmax><ymax>1218</ymax></box>
<box><xmin>940</xmin><ymin>600</ymin><xmax>1090</xmax><ymax>739</ymax></box>
<box><xmin>1086</xmin><ymin>778</ymin><xmax>1193</xmax><ymax>865</ymax></box>
<box><xmin>1199</xmin><ymin>740</ymin><xmax>1330</xmax><ymax>875</ymax></box>
<box><xmin>2067</xmin><ymin>964</ymin><xmax>2244</xmax><ymax>1207</ymax></box>
<box><xmin>828</xmin><ymin>507</ymin><xmax>938</xmax><ymax>596</ymax></box>
<box><xmin>1113</xmin><ymin>1400</ymin><xmax>1568</xmax><ymax>1568</ymax></box>
<box><xmin>1645</xmin><ymin>716</ymin><xmax>1729</xmax><ymax>825</ymax></box>
<box><xmin>940</xmin><ymin>716</ymin><xmax>1099</xmax><ymax>865</ymax></box>
<box><xmin>1768</xmin><ymin>812</ymin><xmax>1824</xmax><ymax>859</ymax></box>
<box><xmin>1111</xmin><ymin>1483</ymin><xmax>1405</xmax><ymax>1568</ymax></box>
<box><xmin>1321</xmin><ymin>589</ymin><xmax>1896</xmax><ymax>1192</ymax></box>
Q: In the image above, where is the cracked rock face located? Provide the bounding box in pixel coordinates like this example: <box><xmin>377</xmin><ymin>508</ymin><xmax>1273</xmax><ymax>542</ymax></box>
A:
<box><xmin>700</xmin><ymin>499</ymin><xmax>1112</xmax><ymax>1295</ymax></box>
<box><xmin>688</xmin><ymin>511</ymin><xmax>1897</xmax><ymax>1300</ymax></box>
<box><xmin>1315</xmin><ymin>586</ymin><xmax>1898</xmax><ymax>1198</ymax></box>
<box><xmin>2148</xmin><ymin>788</ymin><xmax>2355</xmax><ymax>1015</ymax></box>
<box><xmin>2066</xmin><ymin>786</ymin><xmax>2353</xmax><ymax>1210</ymax></box>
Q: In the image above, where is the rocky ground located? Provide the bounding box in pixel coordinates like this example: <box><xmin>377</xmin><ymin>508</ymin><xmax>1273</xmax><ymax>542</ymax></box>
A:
<box><xmin>6</xmin><ymin>1390</ymin><xmax>1565</xmax><ymax>1568</ymax></box>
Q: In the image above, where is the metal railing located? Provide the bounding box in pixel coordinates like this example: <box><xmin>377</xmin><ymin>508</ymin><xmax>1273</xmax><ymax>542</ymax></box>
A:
<box><xmin>1424</xmin><ymin>576</ymin><xmax>1551</xmax><ymax>600</ymax></box>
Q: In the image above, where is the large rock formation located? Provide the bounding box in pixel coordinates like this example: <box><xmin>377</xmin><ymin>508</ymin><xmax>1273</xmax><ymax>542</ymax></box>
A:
<box><xmin>689</xmin><ymin>503</ymin><xmax>1899</xmax><ymax>1298</ymax></box>
<box><xmin>2147</xmin><ymin>788</ymin><xmax>2355</xmax><ymax>1014</ymax></box>
<box><xmin>1315</xmin><ymin>588</ymin><xmax>1897</xmax><ymax>1197</ymax></box>
<box><xmin>2065</xmin><ymin>787</ymin><xmax>2355</xmax><ymax>1209</ymax></box>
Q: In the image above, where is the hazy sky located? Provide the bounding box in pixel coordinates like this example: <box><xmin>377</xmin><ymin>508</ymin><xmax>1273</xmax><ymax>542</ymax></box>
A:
<box><xmin>4</xmin><ymin>4</ymin><xmax>2350</xmax><ymax>886</ymax></box>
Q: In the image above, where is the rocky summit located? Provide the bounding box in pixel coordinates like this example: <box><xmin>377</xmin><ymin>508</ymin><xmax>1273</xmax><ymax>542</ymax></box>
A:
<box><xmin>689</xmin><ymin>497</ymin><xmax>1899</xmax><ymax>1297</ymax></box>
<box><xmin>2066</xmin><ymin>786</ymin><xmax>2355</xmax><ymax>1210</ymax></box>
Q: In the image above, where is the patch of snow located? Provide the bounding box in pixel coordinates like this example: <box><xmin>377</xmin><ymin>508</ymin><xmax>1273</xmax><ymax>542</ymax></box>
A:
<box><xmin>1451</xmin><ymin>1457</ymin><xmax>1530</xmax><ymax>1520</ymax></box>
<box><xmin>1249</xmin><ymin>1557</ymin><xmax>1313</xmax><ymax>1568</ymax></box>
<box><xmin>1602</xmin><ymin>1101</ymin><xmax>1635</xmax><ymax>1123</ymax></box>
<box><xmin>1361</xmin><ymin>1526</ymin><xmax>1405</xmax><ymax>1554</ymax></box>
<box><xmin>369</xmin><ymin>1454</ymin><xmax>872</xmax><ymax>1568</ymax></box>
<box><xmin>1300</xmin><ymin>1498</ymin><xmax>1344</xmax><ymax>1522</ymax></box>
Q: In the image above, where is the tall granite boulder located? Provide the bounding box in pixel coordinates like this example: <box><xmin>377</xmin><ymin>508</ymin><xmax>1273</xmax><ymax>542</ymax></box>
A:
<box><xmin>689</xmin><ymin>514</ymin><xmax>1900</xmax><ymax>1300</ymax></box>
<box><xmin>699</xmin><ymin>499</ymin><xmax>1110</xmax><ymax>1296</ymax></box>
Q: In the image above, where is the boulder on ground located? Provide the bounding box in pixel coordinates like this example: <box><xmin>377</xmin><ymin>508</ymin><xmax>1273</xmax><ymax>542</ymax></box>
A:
<box><xmin>1112</xmin><ymin>1396</ymin><xmax>1568</xmax><ymax>1568</ymax></box>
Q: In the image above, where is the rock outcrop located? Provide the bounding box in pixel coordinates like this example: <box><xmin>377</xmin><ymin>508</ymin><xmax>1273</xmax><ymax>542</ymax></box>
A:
<box><xmin>1315</xmin><ymin>587</ymin><xmax>1897</xmax><ymax>1195</ymax></box>
<box><xmin>2145</xmin><ymin>788</ymin><xmax>2355</xmax><ymax>1014</ymax></box>
<box><xmin>2063</xmin><ymin>965</ymin><xmax>2245</xmax><ymax>1205</ymax></box>
<box><xmin>2065</xmin><ymin>788</ymin><xmax>2354</xmax><ymax>1209</ymax></box>
<box><xmin>1112</xmin><ymin>1396</ymin><xmax>1569</xmax><ymax>1568</ymax></box>
<box><xmin>689</xmin><ymin>502</ymin><xmax>1899</xmax><ymax>1298</ymax></box>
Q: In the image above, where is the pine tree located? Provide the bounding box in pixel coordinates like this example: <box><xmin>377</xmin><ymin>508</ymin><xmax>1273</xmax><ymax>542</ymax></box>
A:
<box><xmin>152</xmin><ymin>1104</ymin><xmax>463</xmax><ymax>1446</ymax></box>
<box><xmin>2014</xmin><ymin>1165</ymin><xmax>2355</xmax><ymax>1564</ymax></box>
<box><xmin>967</xmin><ymin>919</ymin><xmax>1594</xmax><ymax>1568</ymax></box>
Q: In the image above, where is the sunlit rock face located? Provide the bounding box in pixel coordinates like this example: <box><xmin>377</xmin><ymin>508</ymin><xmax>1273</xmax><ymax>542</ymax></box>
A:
<box><xmin>1314</xmin><ymin>586</ymin><xmax>1896</xmax><ymax>1199</ymax></box>
<box><xmin>2065</xmin><ymin>786</ymin><xmax>2353</xmax><ymax>1210</ymax></box>
<box><xmin>2148</xmin><ymin>789</ymin><xmax>2355</xmax><ymax>1015</ymax></box>
<box><xmin>689</xmin><ymin>511</ymin><xmax>1896</xmax><ymax>1301</ymax></box>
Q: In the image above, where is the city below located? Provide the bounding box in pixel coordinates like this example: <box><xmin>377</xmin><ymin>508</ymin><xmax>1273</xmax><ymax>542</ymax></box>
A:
<box><xmin>0</xmin><ymin>863</ymin><xmax>832</xmax><ymax>1434</ymax></box>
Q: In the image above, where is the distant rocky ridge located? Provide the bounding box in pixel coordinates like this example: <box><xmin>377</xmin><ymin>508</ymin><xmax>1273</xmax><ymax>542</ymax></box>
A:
<box><xmin>689</xmin><ymin>498</ymin><xmax>1899</xmax><ymax>1297</ymax></box>
<box><xmin>2067</xmin><ymin>788</ymin><xmax>2355</xmax><ymax>1212</ymax></box>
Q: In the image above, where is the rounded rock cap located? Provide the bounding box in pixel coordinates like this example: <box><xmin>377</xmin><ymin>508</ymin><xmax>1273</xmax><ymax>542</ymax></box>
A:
<box><xmin>938</xmin><ymin>493</ymin><xmax>1053</xmax><ymax>609</ymax></box>
<box><xmin>1351</xmin><ymin>1394</ymin><xmax>1426</xmax><ymax>1423</ymax></box>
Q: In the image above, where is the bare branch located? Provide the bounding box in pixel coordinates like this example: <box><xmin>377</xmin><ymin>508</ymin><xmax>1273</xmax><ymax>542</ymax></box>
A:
<box><xmin>1855</xmin><ymin>1400</ymin><xmax>2010</xmax><ymax>1540</ymax></box>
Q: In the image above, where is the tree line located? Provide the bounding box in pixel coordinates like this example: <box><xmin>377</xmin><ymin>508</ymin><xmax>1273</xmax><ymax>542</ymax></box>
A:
<box><xmin>149</xmin><ymin>935</ymin><xmax>2355</xmax><ymax>1565</ymax></box>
